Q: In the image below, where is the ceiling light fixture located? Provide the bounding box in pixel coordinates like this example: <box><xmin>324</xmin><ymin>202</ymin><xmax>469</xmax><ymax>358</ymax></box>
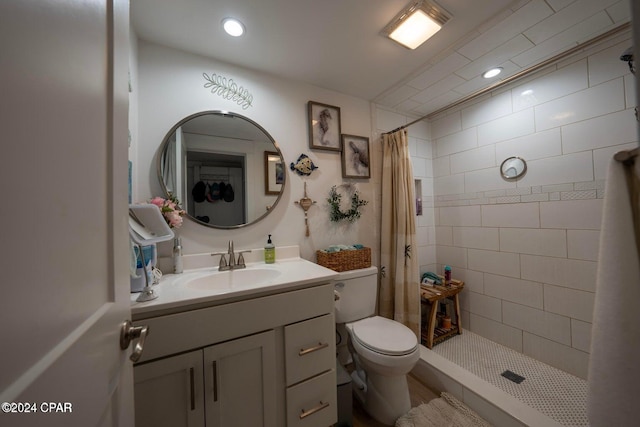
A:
<box><xmin>382</xmin><ymin>0</ymin><xmax>450</xmax><ymax>50</ymax></box>
<box><xmin>482</xmin><ymin>67</ymin><xmax>503</xmax><ymax>78</ymax></box>
<box><xmin>222</xmin><ymin>18</ymin><xmax>245</xmax><ymax>37</ymax></box>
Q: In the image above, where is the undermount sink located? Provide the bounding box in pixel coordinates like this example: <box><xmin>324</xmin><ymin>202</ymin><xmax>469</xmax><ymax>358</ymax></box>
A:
<box><xmin>183</xmin><ymin>268</ymin><xmax>282</xmax><ymax>292</ymax></box>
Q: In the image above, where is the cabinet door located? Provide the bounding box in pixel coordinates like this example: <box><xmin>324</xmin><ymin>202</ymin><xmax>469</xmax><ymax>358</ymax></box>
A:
<box><xmin>204</xmin><ymin>330</ymin><xmax>277</xmax><ymax>427</ymax></box>
<box><xmin>134</xmin><ymin>350</ymin><xmax>204</xmax><ymax>427</ymax></box>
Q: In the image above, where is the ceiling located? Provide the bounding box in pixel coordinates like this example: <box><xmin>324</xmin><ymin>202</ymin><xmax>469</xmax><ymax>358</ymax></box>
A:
<box><xmin>131</xmin><ymin>0</ymin><xmax>631</xmax><ymax>119</ymax></box>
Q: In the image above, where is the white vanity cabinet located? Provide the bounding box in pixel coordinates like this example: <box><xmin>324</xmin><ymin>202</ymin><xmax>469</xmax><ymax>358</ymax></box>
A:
<box><xmin>132</xmin><ymin>282</ymin><xmax>336</xmax><ymax>427</ymax></box>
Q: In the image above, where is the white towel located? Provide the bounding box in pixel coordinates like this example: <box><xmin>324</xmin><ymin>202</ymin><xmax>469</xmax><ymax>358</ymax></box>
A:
<box><xmin>587</xmin><ymin>158</ymin><xmax>640</xmax><ymax>426</ymax></box>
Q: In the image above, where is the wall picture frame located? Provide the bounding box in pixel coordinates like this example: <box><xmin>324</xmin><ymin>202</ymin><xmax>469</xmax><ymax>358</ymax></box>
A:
<box><xmin>264</xmin><ymin>151</ymin><xmax>284</xmax><ymax>195</ymax></box>
<box><xmin>307</xmin><ymin>101</ymin><xmax>341</xmax><ymax>151</ymax></box>
<box><xmin>341</xmin><ymin>134</ymin><xmax>370</xmax><ymax>179</ymax></box>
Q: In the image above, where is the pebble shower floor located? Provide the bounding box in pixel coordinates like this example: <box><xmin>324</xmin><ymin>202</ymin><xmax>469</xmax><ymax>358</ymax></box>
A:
<box><xmin>432</xmin><ymin>331</ymin><xmax>588</xmax><ymax>426</ymax></box>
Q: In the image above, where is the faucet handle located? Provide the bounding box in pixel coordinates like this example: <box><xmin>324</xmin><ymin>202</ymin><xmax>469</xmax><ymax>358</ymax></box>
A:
<box><xmin>211</xmin><ymin>252</ymin><xmax>228</xmax><ymax>270</ymax></box>
<box><xmin>236</xmin><ymin>250</ymin><xmax>252</xmax><ymax>268</ymax></box>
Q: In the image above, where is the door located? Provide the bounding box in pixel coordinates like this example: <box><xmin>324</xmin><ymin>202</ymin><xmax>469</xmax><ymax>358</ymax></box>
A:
<box><xmin>0</xmin><ymin>1</ymin><xmax>133</xmax><ymax>426</ymax></box>
<box><xmin>134</xmin><ymin>351</ymin><xmax>205</xmax><ymax>427</ymax></box>
<box><xmin>204</xmin><ymin>331</ymin><xmax>277</xmax><ymax>427</ymax></box>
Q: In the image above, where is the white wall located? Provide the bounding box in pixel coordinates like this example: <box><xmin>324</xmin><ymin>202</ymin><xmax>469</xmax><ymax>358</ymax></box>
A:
<box><xmin>135</xmin><ymin>40</ymin><xmax>377</xmax><ymax>261</ymax></box>
<box><xmin>426</xmin><ymin>31</ymin><xmax>637</xmax><ymax>379</ymax></box>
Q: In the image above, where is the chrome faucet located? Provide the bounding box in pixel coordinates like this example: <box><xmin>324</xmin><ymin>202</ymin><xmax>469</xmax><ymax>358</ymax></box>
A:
<box><xmin>212</xmin><ymin>240</ymin><xmax>251</xmax><ymax>271</ymax></box>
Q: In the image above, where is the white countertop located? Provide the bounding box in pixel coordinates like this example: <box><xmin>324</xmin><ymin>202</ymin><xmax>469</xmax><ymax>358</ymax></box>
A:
<box><xmin>130</xmin><ymin>249</ymin><xmax>338</xmax><ymax>318</ymax></box>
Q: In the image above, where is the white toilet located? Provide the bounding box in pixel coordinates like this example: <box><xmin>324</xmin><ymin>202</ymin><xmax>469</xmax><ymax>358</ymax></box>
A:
<box><xmin>334</xmin><ymin>266</ymin><xmax>420</xmax><ymax>426</ymax></box>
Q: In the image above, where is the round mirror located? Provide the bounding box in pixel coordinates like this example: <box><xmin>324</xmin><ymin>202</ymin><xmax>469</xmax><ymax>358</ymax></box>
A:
<box><xmin>500</xmin><ymin>156</ymin><xmax>527</xmax><ymax>180</ymax></box>
<box><xmin>158</xmin><ymin>111</ymin><xmax>286</xmax><ymax>228</ymax></box>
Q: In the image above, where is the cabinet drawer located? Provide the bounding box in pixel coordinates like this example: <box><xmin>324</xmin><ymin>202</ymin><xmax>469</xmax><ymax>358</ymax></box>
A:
<box><xmin>284</xmin><ymin>314</ymin><xmax>335</xmax><ymax>385</ymax></box>
<box><xmin>286</xmin><ymin>369</ymin><xmax>337</xmax><ymax>427</ymax></box>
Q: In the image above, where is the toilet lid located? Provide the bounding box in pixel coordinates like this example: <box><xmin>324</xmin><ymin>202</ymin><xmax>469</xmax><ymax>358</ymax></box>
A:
<box><xmin>351</xmin><ymin>316</ymin><xmax>418</xmax><ymax>356</ymax></box>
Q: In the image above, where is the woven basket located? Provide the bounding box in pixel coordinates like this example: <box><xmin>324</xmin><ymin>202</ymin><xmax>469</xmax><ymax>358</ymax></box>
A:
<box><xmin>316</xmin><ymin>247</ymin><xmax>371</xmax><ymax>272</ymax></box>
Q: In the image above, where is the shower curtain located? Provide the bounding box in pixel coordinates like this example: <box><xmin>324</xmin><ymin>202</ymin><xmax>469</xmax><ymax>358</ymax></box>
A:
<box><xmin>379</xmin><ymin>129</ymin><xmax>420</xmax><ymax>338</ymax></box>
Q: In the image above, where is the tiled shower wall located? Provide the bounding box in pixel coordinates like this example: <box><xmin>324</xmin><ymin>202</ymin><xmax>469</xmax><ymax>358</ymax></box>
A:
<box><xmin>424</xmin><ymin>33</ymin><xmax>636</xmax><ymax>380</ymax></box>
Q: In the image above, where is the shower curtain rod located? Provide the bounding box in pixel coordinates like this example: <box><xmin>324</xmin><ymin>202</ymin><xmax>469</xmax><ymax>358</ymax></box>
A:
<box><xmin>381</xmin><ymin>22</ymin><xmax>631</xmax><ymax>136</ymax></box>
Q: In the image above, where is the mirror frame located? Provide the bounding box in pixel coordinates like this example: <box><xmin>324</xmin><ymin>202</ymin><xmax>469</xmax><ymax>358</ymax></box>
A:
<box><xmin>499</xmin><ymin>156</ymin><xmax>527</xmax><ymax>180</ymax></box>
<box><xmin>157</xmin><ymin>110</ymin><xmax>286</xmax><ymax>229</ymax></box>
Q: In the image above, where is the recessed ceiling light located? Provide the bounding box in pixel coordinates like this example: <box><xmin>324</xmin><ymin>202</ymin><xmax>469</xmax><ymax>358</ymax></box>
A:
<box><xmin>482</xmin><ymin>67</ymin><xmax>503</xmax><ymax>78</ymax></box>
<box><xmin>382</xmin><ymin>0</ymin><xmax>450</xmax><ymax>50</ymax></box>
<box><xmin>222</xmin><ymin>18</ymin><xmax>245</xmax><ymax>37</ymax></box>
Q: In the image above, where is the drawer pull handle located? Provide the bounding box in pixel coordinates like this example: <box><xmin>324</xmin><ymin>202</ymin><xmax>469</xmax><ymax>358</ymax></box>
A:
<box><xmin>299</xmin><ymin>401</ymin><xmax>329</xmax><ymax>419</ymax></box>
<box><xmin>212</xmin><ymin>361</ymin><xmax>218</xmax><ymax>402</ymax></box>
<box><xmin>189</xmin><ymin>367</ymin><xmax>195</xmax><ymax>411</ymax></box>
<box><xmin>299</xmin><ymin>342</ymin><xmax>328</xmax><ymax>356</ymax></box>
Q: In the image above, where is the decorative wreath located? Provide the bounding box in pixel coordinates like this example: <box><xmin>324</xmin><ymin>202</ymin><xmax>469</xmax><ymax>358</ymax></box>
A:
<box><xmin>327</xmin><ymin>185</ymin><xmax>368</xmax><ymax>222</ymax></box>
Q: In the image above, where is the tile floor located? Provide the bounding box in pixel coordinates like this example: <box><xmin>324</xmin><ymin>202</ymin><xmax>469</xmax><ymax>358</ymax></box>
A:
<box><xmin>431</xmin><ymin>332</ymin><xmax>588</xmax><ymax>426</ymax></box>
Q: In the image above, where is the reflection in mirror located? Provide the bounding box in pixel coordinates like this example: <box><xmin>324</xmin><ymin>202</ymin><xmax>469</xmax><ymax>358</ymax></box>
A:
<box><xmin>158</xmin><ymin>111</ymin><xmax>286</xmax><ymax>228</ymax></box>
<box><xmin>500</xmin><ymin>156</ymin><xmax>527</xmax><ymax>180</ymax></box>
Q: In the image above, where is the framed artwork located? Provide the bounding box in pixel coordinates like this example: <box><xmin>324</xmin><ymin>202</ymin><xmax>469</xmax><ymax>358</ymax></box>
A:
<box><xmin>341</xmin><ymin>134</ymin><xmax>370</xmax><ymax>179</ymax></box>
<box><xmin>307</xmin><ymin>101</ymin><xmax>341</xmax><ymax>151</ymax></box>
<box><xmin>264</xmin><ymin>151</ymin><xmax>284</xmax><ymax>195</ymax></box>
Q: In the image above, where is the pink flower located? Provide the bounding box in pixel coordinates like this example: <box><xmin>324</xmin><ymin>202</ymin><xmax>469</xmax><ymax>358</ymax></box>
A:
<box><xmin>147</xmin><ymin>195</ymin><xmax>186</xmax><ymax>229</ymax></box>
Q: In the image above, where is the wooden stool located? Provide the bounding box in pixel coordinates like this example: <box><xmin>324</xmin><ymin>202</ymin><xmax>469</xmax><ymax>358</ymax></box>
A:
<box><xmin>420</xmin><ymin>280</ymin><xmax>464</xmax><ymax>349</ymax></box>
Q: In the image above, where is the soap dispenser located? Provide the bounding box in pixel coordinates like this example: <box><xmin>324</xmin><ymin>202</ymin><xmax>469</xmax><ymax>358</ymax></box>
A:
<box><xmin>173</xmin><ymin>237</ymin><xmax>183</xmax><ymax>274</ymax></box>
<box><xmin>264</xmin><ymin>234</ymin><xmax>275</xmax><ymax>264</ymax></box>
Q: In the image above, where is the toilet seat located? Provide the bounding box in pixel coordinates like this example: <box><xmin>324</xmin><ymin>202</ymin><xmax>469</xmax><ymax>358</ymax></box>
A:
<box><xmin>350</xmin><ymin>316</ymin><xmax>418</xmax><ymax>356</ymax></box>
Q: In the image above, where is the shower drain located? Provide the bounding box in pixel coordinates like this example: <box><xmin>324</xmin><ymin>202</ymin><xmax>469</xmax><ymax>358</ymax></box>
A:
<box><xmin>501</xmin><ymin>370</ymin><xmax>525</xmax><ymax>384</ymax></box>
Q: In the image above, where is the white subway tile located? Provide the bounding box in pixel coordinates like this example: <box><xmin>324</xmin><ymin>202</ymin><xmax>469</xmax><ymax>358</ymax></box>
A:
<box><xmin>464</xmin><ymin>167</ymin><xmax>516</xmax><ymax>194</ymax></box>
<box><xmin>434</xmin><ymin>174</ymin><xmax>466</xmax><ymax>196</ymax></box>
<box><xmin>431</xmin><ymin>111</ymin><xmax>462</xmax><ymax>140</ymax></box>
<box><xmin>435</xmin><ymin>226</ymin><xmax>453</xmax><ymax>246</ymax></box>
<box><xmin>514</xmin><ymin>12</ymin><xmax>613</xmax><ymax>68</ymax></box>
<box><xmin>457</xmin><ymin>0</ymin><xmax>553</xmax><ymax>60</ymax></box>
<box><xmin>453</xmin><ymin>268</ymin><xmax>485</xmax><ymax>293</ymax></box>
<box><xmin>503</xmin><ymin>302</ymin><xmax>571</xmax><ymax>345</ymax></box>
<box><xmin>461</xmin><ymin>91</ymin><xmax>513</xmax><ymax>129</ymax></box>
<box><xmin>495</xmin><ymin>128</ymin><xmax>562</xmax><ymax>162</ymax></box>
<box><xmin>534</xmin><ymin>79</ymin><xmax>625</xmax><ymax>131</ymax></box>
<box><xmin>571</xmin><ymin>319</ymin><xmax>592</xmax><ymax>353</ymax></box>
<box><xmin>433</xmin><ymin>156</ymin><xmax>451</xmax><ymax>178</ymax></box>
<box><xmin>411</xmin><ymin>156</ymin><xmax>427</xmax><ymax>177</ymax></box>
<box><xmin>470</xmin><ymin>313</ymin><xmax>523</xmax><ymax>352</ymax></box>
<box><xmin>562</xmin><ymin>109</ymin><xmax>637</xmax><ymax>153</ymax></box>
<box><xmin>543</xmin><ymin>284</ymin><xmax>595</xmax><ymax>322</ymax></box>
<box><xmin>500</xmin><ymin>228</ymin><xmax>567</xmax><ymax>257</ymax></box>
<box><xmin>481</xmin><ymin>203</ymin><xmax>540</xmax><ymax>228</ymax></box>
<box><xmin>567</xmin><ymin>230</ymin><xmax>600</xmax><ymax>261</ymax></box>
<box><xmin>453</xmin><ymin>227</ymin><xmax>500</xmax><ymax>251</ymax></box>
<box><xmin>589</xmin><ymin>39</ymin><xmax>635</xmax><ymax>86</ymax></box>
<box><xmin>516</xmin><ymin>151</ymin><xmax>594</xmax><ymax>187</ymax></box>
<box><xmin>435</xmin><ymin>127</ymin><xmax>478</xmax><ymax>157</ymax></box>
<box><xmin>436</xmin><ymin>245</ymin><xmax>468</xmax><ymax>269</ymax></box>
<box><xmin>439</xmin><ymin>205</ymin><xmax>482</xmax><ymax>226</ymax></box>
<box><xmin>540</xmin><ymin>199</ymin><xmax>603</xmax><ymax>230</ymax></box>
<box><xmin>484</xmin><ymin>273</ymin><xmax>544</xmax><ymax>309</ymax></box>
<box><xmin>469</xmin><ymin>292</ymin><xmax>502</xmax><ymax>322</ymax></box>
<box><xmin>468</xmin><ymin>249</ymin><xmax>520</xmax><ymax>278</ymax></box>
<box><xmin>521</xmin><ymin>254</ymin><xmax>597</xmax><ymax>292</ymax></box>
<box><xmin>450</xmin><ymin>145</ymin><xmax>496</xmax><ymax>174</ymax></box>
<box><xmin>523</xmin><ymin>332</ymin><xmax>589</xmax><ymax>379</ymax></box>
<box><xmin>477</xmin><ymin>108</ymin><xmax>535</xmax><ymax>146</ymax></box>
<box><xmin>624</xmin><ymin>74</ymin><xmax>636</xmax><ymax>109</ymax></box>
<box><xmin>512</xmin><ymin>60</ymin><xmax>588</xmax><ymax>111</ymax></box>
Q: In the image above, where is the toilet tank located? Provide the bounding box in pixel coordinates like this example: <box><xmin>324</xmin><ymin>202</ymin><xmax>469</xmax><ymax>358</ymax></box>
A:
<box><xmin>334</xmin><ymin>266</ymin><xmax>378</xmax><ymax>323</ymax></box>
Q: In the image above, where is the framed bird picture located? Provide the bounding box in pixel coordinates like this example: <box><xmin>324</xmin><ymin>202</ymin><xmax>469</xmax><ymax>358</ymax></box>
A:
<box><xmin>308</xmin><ymin>101</ymin><xmax>341</xmax><ymax>151</ymax></box>
<box><xmin>341</xmin><ymin>134</ymin><xmax>370</xmax><ymax>179</ymax></box>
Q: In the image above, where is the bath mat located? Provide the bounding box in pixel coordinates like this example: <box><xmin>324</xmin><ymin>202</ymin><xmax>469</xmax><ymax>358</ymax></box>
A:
<box><xmin>395</xmin><ymin>392</ymin><xmax>491</xmax><ymax>427</ymax></box>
